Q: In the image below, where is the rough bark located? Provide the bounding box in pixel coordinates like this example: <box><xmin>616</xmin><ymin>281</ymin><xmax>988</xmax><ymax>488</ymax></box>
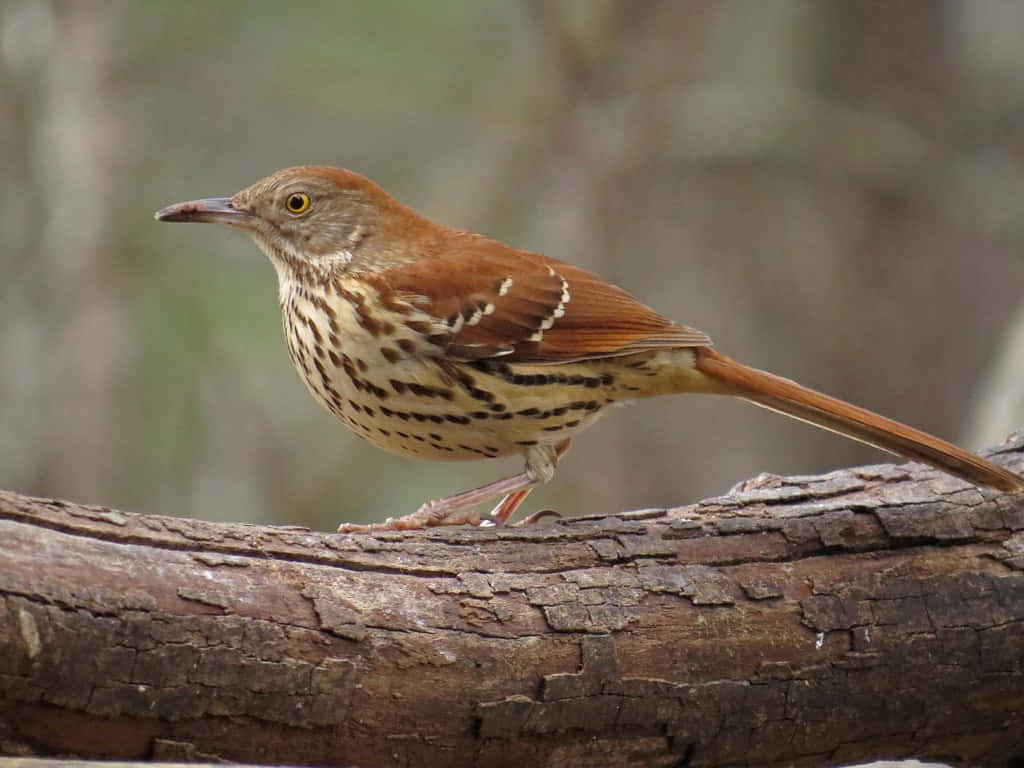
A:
<box><xmin>1</xmin><ymin>437</ymin><xmax>1023</xmax><ymax>768</ymax></box>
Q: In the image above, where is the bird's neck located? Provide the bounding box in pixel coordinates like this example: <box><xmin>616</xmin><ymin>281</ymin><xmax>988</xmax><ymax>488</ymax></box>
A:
<box><xmin>248</xmin><ymin>236</ymin><xmax>350</xmax><ymax>305</ymax></box>
<box><xmin>251</xmin><ymin>206</ymin><xmax>464</xmax><ymax>305</ymax></box>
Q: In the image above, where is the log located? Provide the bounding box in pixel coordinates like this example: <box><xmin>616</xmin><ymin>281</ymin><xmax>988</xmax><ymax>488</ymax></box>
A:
<box><xmin>1</xmin><ymin>436</ymin><xmax>1023</xmax><ymax>768</ymax></box>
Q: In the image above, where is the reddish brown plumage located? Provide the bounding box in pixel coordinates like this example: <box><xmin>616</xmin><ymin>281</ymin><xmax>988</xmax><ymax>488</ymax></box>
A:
<box><xmin>368</xmin><ymin>242</ymin><xmax>710</xmax><ymax>363</ymax></box>
<box><xmin>693</xmin><ymin>348</ymin><xmax>1023</xmax><ymax>493</ymax></box>
<box><xmin>155</xmin><ymin>165</ymin><xmax>1023</xmax><ymax>530</ymax></box>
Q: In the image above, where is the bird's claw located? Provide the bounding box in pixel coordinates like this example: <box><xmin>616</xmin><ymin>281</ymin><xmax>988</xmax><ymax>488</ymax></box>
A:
<box><xmin>336</xmin><ymin>507</ymin><xmax>482</xmax><ymax>533</ymax></box>
<box><xmin>512</xmin><ymin>508</ymin><xmax>561</xmax><ymax>526</ymax></box>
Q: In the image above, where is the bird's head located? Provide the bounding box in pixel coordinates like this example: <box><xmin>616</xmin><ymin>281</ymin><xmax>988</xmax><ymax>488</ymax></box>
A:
<box><xmin>155</xmin><ymin>166</ymin><xmax>418</xmax><ymax>282</ymax></box>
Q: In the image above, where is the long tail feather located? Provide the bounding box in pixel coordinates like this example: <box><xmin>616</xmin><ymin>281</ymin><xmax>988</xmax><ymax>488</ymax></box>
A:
<box><xmin>693</xmin><ymin>348</ymin><xmax>1023</xmax><ymax>492</ymax></box>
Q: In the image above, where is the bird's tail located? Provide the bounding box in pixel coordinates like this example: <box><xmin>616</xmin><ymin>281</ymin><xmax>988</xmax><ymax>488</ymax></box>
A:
<box><xmin>689</xmin><ymin>347</ymin><xmax>1022</xmax><ymax>492</ymax></box>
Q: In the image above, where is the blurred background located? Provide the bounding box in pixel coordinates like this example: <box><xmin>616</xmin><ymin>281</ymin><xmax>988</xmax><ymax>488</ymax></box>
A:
<box><xmin>1</xmin><ymin>0</ymin><xmax>1023</xmax><ymax>530</ymax></box>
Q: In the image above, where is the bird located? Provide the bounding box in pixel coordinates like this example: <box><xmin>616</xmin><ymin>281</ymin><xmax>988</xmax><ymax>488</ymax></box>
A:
<box><xmin>154</xmin><ymin>166</ymin><xmax>1023</xmax><ymax>531</ymax></box>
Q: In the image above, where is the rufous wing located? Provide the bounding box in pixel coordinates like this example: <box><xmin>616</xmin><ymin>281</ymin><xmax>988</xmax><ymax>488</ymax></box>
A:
<box><xmin>374</xmin><ymin>233</ymin><xmax>710</xmax><ymax>363</ymax></box>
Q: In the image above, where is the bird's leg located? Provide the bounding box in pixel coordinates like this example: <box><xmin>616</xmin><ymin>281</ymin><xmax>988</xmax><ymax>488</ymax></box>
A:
<box><xmin>488</xmin><ymin>439</ymin><xmax>572</xmax><ymax>525</ymax></box>
<box><xmin>337</xmin><ymin>440</ymin><xmax>571</xmax><ymax>533</ymax></box>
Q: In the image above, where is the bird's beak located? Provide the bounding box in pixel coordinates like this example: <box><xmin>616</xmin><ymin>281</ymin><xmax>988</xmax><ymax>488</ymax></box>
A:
<box><xmin>154</xmin><ymin>197</ymin><xmax>253</xmax><ymax>227</ymax></box>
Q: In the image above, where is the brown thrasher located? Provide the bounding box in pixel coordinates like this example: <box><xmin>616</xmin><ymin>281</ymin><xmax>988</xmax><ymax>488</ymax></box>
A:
<box><xmin>155</xmin><ymin>166</ymin><xmax>1022</xmax><ymax>531</ymax></box>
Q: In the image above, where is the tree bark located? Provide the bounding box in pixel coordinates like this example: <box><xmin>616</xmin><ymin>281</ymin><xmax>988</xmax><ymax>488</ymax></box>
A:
<box><xmin>1</xmin><ymin>437</ymin><xmax>1023</xmax><ymax>768</ymax></box>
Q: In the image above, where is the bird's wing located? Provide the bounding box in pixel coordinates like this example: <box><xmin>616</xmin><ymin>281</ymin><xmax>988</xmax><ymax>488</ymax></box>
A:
<box><xmin>370</xmin><ymin>233</ymin><xmax>710</xmax><ymax>363</ymax></box>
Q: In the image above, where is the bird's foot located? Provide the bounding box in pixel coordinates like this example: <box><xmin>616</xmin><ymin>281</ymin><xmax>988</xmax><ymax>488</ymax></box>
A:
<box><xmin>336</xmin><ymin>499</ymin><xmax>482</xmax><ymax>532</ymax></box>
<box><xmin>512</xmin><ymin>508</ymin><xmax>561</xmax><ymax>526</ymax></box>
<box><xmin>337</xmin><ymin>441</ymin><xmax>572</xmax><ymax>532</ymax></box>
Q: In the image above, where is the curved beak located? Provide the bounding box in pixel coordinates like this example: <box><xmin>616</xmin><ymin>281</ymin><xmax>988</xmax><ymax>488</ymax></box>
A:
<box><xmin>154</xmin><ymin>197</ymin><xmax>253</xmax><ymax>226</ymax></box>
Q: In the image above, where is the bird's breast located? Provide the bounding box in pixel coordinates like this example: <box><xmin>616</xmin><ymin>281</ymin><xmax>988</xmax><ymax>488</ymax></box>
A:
<box><xmin>277</xmin><ymin>276</ymin><xmax>679</xmax><ymax>462</ymax></box>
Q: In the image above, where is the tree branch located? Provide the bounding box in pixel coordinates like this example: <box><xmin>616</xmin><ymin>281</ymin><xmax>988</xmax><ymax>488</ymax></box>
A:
<box><xmin>1</xmin><ymin>436</ymin><xmax>1023</xmax><ymax>767</ymax></box>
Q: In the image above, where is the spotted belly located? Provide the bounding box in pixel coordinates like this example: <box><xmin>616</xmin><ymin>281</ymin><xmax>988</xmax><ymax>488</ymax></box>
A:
<box><xmin>279</xmin><ymin>288</ymin><xmax>619</xmax><ymax>460</ymax></box>
<box><xmin>290</xmin><ymin>344</ymin><xmax>612</xmax><ymax>460</ymax></box>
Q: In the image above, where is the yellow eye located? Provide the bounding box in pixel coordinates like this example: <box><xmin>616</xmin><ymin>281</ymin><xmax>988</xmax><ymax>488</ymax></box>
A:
<box><xmin>285</xmin><ymin>192</ymin><xmax>310</xmax><ymax>214</ymax></box>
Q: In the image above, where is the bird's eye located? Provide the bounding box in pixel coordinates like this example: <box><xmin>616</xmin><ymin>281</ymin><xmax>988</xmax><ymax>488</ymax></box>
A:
<box><xmin>285</xmin><ymin>192</ymin><xmax>310</xmax><ymax>214</ymax></box>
